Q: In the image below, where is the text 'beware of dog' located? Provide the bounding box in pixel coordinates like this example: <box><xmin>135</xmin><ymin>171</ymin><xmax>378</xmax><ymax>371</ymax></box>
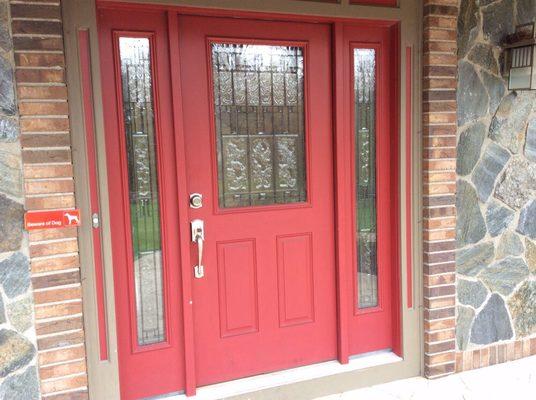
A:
<box><xmin>24</xmin><ymin>209</ymin><xmax>81</xmax><ymax>230</ymax></box>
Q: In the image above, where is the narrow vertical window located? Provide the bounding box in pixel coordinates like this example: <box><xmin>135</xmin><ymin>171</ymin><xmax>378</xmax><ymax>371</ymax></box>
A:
<box><xmin>354</xmin><ymin>48</ymin><xmax>378</xmax><ymax>309</ymax></box>
<box><xmin>119</xmin><ymin>37</ymin><xmax>165</xmax><ymax>345</ymax></box>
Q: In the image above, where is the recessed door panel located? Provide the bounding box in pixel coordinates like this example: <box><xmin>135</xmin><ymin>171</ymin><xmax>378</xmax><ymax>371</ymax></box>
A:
<box><xmin>277</xmin><ymin>233</ymin><xmax>315</xmax><ymax>327</ymax></box>
<box><xmin>217</xmin><ymin>240</ymin><xmax>259</xmax><ymax>337</ymax></box>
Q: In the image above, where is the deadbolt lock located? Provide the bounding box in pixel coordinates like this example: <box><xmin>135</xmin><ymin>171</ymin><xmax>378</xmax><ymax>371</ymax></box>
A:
<box><xmin>190</xmin><ymin>193</ymin><xmax>203</xmax><ymax>209</ymax></box>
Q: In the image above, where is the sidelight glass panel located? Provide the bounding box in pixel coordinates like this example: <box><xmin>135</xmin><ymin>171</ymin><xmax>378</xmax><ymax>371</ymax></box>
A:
<box><xmin>119</xmin><ymin>37</ymin><xmax>165</xmax><ymax>345</ymax></box>
<box><xmin>354</xmin><ymin>48</ymin><xmax>378</xmax><ymax>309</ymax></box>
<box><xmin>211</xmin><ymin>43</ymin><xmax>307</xmax><ymax>208</ymax></box>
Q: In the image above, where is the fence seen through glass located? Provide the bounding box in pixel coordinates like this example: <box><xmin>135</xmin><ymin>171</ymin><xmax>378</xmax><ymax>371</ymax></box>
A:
<box><xmin>354</xmin><ymin>48</ymin><xmax>378</xmax><ymax>309</ymax></box>
<box><xmin>119</xmin><ymin>37</ymin><xmax>165</xmax><ymax>345</ymax></box>
<box><xmin>211</xmin><ymin>43</ymin><xmax>307</xmax><ymax>208</ymax></box>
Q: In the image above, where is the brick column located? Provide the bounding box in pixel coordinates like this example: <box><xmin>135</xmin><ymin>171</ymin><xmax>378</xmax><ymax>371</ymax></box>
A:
<box><xmin>422</xmin><ymin>0</ymin><xmax>459</xmax><ymax>378</ymax></box>
<box><xmin>10</xmin><ymin>0</ymin><xmax>88</xmax><ymax>398</ymax></box>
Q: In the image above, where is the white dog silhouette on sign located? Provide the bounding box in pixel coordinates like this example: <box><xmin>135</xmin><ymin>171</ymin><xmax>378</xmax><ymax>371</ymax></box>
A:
<box><xmin>64</xmin><ymin>212</ymin><xmax>80</xmax><ymax>226</ymax></box>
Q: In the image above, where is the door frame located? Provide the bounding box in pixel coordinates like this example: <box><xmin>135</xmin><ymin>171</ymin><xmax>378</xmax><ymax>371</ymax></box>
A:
<box><xmin>63</xmin><ymin>0</ymin><xmax>423</xmax><ymax>399</ymax></box>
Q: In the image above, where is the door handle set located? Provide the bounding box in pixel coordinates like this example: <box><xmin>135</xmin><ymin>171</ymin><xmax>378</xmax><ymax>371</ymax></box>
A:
<box><xmin>191</xmin><ymin>219</ymin><xmax>205</xmax><ymax>279</ymax></box>
<box><xmin>190</xmin><ymin>193</ymin><xmax>205</xmax><ymax>279</ymax></box>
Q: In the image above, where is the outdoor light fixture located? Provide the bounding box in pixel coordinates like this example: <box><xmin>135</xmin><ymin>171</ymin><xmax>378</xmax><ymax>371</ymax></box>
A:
<box><xmin>504</xmin><ymin>22</ymin><xmax>536</xmax><ymax>90</ymax></box>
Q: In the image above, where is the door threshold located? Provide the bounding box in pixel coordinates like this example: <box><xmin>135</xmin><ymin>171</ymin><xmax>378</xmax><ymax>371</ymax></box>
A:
<box><xmin>156</xmin><ymin>350</ymin><xmax>402</xmax><ymax>400</ymax></box>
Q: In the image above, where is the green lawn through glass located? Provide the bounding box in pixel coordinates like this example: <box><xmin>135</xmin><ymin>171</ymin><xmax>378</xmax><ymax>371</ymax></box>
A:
<box><xmin>130</xmin><ymin>200</ymin><xmax>161</xmax><ymax>256</ymax></box>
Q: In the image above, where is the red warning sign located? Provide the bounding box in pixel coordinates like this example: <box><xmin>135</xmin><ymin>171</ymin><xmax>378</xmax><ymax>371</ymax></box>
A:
<box><xmin>24</xmin><ymin>209</ymin><xmax>81</xmax><ymax>230</ymax></box>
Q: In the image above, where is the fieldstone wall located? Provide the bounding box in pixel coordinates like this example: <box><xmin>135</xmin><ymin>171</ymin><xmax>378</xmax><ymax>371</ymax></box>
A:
<box><xmin>456</xmin><ymin>0</ymin><xmax>536</xmax><ymax>352</ymax></box>
<box><xmin>0</xmin><ymin>0</ymin><xmax>39</xmax><ymax>398</ymax></box>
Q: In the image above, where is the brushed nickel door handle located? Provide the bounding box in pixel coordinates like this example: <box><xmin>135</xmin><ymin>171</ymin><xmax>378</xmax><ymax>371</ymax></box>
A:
<box><xmin>191</xmin><ymin>219</ymin><xmax>205</xmax><ymax>278</ymax></box>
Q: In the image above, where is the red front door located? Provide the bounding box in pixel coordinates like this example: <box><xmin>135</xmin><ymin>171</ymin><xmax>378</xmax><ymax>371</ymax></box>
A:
<box><xmin>177</xmin><ymin>15</ymin><xmax>337</xmax><ymax>386</ymax></box>
<box><xmin>98</xmin><ymin>6</ymin><xmax>400</xmax><ymax>399</ymax></box>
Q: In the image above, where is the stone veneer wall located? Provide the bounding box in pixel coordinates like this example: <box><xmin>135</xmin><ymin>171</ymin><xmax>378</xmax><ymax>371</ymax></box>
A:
<box><xmin>456</xmin><ymin>0</ymin><xmax>536</xmax><ymax>364</ymax></box>
<box><xmin>0</xmin><ymin>0</ymin><xmax>40</xmax><ymax>398</ymax></box>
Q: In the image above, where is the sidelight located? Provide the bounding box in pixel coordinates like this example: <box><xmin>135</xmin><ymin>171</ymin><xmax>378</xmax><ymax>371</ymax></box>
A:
<box><xmin>354</xmin><ymin>48</ymin><xmax>378</xmax><ymax>309</ymax></box>
<box><xmin>118</xmin><ymin>37</ymin><xmax>166</xmax><ymax>345</ymax></box>
<box><xmin>211</xmin><ymin>43</ymin><xmax>307</xmax><ymax>208</ymax></box>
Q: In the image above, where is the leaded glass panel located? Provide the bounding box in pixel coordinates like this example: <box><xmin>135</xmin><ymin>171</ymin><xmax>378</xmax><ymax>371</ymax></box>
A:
<box><xmin>119</xmin><ymin>37</ymin><xmax>165</xmax><ymax>345</ymax></box>
<box><xmin>354</xmin><ymin>48</ymin><xmax>378</xmax><ymax>309</ymax></box>
<box><xmin>211</xmin><ymin>43</ymin><xmax>307</xmax><ymax>208</ymax></box>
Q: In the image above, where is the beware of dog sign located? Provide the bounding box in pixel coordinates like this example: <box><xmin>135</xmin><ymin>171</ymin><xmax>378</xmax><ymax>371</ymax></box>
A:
<box><xmin>24</xmin><ymin>209</ymin><xmax>81</xmax><ymax>230</ymax></box>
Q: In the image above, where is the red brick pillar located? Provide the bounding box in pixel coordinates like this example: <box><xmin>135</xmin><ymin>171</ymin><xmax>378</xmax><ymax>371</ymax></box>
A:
<box><xmin>422</xmin><ymin>0</ymin><xmax>459</xmax><ymax>378</ymax></box>
<box><xmin>10</xmin><ymin>0</ymin><xmax>89</xmax><ymax>398</ymax></box>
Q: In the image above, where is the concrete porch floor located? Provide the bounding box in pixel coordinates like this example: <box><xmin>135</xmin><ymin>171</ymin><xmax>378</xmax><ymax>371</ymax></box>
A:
<box><xmin>315</xmin><ymin>355</ymin><xmax>536</xmax><ymax>400</ymax></box>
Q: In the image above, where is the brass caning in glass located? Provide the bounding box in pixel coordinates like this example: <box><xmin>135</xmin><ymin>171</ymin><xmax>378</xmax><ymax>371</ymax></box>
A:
<box><xmin>211</xmin><ymin>43</ymin><xmax>307</xmax><ymax>208</ymax></box>
<box><xmin>119</xmin><ymin>37</ymin><xmax>166</xmax><ymax>345</ymax></box>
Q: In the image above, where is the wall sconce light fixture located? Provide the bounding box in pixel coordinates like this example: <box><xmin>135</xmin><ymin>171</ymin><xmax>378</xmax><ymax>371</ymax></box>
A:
<box><xmin>504</xmin><ymin>22</ymin><xmax>536</xmax><ymax>90</ymax></box>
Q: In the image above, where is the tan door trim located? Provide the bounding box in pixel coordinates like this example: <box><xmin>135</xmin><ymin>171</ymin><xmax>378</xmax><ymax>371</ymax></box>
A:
<box><xmin>63</xmin><ymin>1</ymin><xmax>121</xmax><ymax>398</ymax></box>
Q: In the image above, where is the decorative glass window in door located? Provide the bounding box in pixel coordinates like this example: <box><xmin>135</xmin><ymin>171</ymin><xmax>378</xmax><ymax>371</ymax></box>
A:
<box><xmin>354</xmin><ymin>48</ymin><xmax>378</xmax><ymax>309</ymax></box>
<box><xmin>211</xmin><ymin>43</ymin><xmax>307</xmax><ymax>208</ymax></box>
<box><xmin>118</xmin><ymin>37</ymin><xmax>165</xmax><ymax>345</ymax></box>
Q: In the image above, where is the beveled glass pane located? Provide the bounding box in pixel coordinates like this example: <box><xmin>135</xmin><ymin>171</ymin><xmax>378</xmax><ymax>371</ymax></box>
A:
<box><xmin>354</xmin><ymin>49</ymin><xmax>378</xmax><ymax>309</ymax></box>
<box><xmin>119</xmin><ymin>37</ymin><xmax>165</xmax><ymax>345</ymax></box>
<box><xmin>211</xmin><ymin>43</ymin><xmax>307</xmax><ymax>208</ymax></box>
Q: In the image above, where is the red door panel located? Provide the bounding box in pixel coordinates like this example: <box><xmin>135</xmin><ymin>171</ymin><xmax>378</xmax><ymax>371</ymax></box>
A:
<box><xmin>177</xmin><ymin>15</ymin><xmax>338</xmax><ymax>386</ymax></box>
<box><xmin>216</xmin><ymin>240</ymin><xmax>259</xmax><ymax>337</ymax></box>
<box><xmin>343</xmin><ymin>24</ymin><xmax>401</xmax><ymax>356</ymax></box>
<box><xmin>98</xmin><ymin>10</ymin><xmax>185</xmax><ymax>399</ymax></box>
<box><xmin>277</xmin><ymin>233</ymin><xmax>314</xmax><ymax>327</ymax></box>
